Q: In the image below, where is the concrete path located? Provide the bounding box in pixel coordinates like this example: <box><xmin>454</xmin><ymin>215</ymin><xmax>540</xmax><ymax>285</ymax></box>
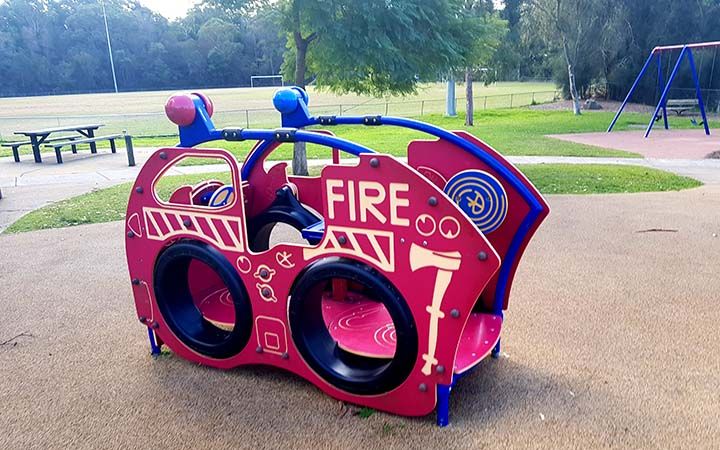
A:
<box><xmin>1</xmin><ymin>187</ymin><xmax>718</xmax><ymax>449</ymax></box>
<box><xmin>3</xmin><ymin>147</ymin><xmax>720</xmax><ymax>232</ymax></box>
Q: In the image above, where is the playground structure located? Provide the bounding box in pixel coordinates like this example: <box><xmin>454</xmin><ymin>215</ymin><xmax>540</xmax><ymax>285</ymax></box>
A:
<box><xmin>609</xmin><ymin>41</ymin><xmax>720</xmax><ymax>138</ymax></box>
<box><xmin>125</xmin><ymin>88</ymin><xmax>549</xmax><ymax>426</ymax></box>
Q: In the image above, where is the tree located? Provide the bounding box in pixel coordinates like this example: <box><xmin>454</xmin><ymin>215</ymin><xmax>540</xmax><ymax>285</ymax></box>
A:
<box><xmin>527</xmin><ymin>0</ymin><xmax>618</xmax><ymax>115</ymax></box>
<box><xmin>212</xmin><ymin>0</ymin><xmax>483</xmax><ymax>174</ymax></box>
<box><xmin>458</xmin><ymin>1</ymin><xmax>507</xmax><ymax>126</ymax></box>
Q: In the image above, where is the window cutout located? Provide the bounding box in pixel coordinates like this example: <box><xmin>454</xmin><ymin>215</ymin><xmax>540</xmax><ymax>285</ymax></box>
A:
<box><xmin>154</xmin><ymin>155</ymin><xmax>235</xmax><ymax>208</ymax></box>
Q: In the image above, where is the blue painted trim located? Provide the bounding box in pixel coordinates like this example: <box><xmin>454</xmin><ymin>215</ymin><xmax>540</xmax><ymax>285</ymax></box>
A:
<box><xmin>239</xmin><ymin>131</ymin><xmax>376</xmax><ymax>180</ymax></box>
<box><xmin>148</xmin><ymin>328</ymin><xmax>161</xmax><ymax>356</ymax></box>
<box><xmin>687</xmin><ymin>49</ymin><xmax>711</xmax><ymax>135</ymax></box>
<box><xmin>646</xmin><ymin>47</ymin><xmax>689</xmax><ymax>138</ymax></box>
<box><xmin>609</xmin><ymin>50</ymin><xmax>656</xmax><ymax>132</ymax></box>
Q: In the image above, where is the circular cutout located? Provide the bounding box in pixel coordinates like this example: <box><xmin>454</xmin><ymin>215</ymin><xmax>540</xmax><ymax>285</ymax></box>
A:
<box><xmin>289</xmin><ymin>258</ymin><xmax>418</xmax><ymax>395</ymax></box>
<box><xmin>444</xmin><ymin>170</ymin><xmax>508</xmax><ymax>234</ymax></box>
<box><xmin>154</xmin><ymin>241</ymin><xmax>252</xmax><ymax>359</ymax></box>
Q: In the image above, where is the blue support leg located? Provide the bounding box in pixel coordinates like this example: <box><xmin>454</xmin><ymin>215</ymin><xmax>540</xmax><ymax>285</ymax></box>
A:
<box><xmin>491</xmin><ymin>338</ymin><xmax>501</xmax><ymax>359</ymax></box>
<box><xmin>657</xmin><ymin>53</ymin><xmax>670</xmax><ymax>130</ymax></box>
<box><xmin>608</xmin><ymin>51</ymin><xmax>656</xmax><ymax>132</ymax></box>
<box><xmin>436</xmin><ymin>384</ymin><xmax>452</xmax><ymax>427</ymax></box>
<box><xmin>687</xmin><ymin>49</ymin><xmax>711</xmax><ymax>136</ymax></box>
<box><xmin>148</xmin><ymin>328</ymin><xmax>161</xmax><ymax>356</ymax></box>
<box><xmin>646</xmin><ymin>47</ymin><xmax>689</xmax><ymax>138</ymax></box>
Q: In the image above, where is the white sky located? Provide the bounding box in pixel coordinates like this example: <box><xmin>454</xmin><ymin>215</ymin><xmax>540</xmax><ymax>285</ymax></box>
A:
<box><xmin>138</xmin><ymin>0</ymin><xmax>200</xmax><ymax>20</ymax></box>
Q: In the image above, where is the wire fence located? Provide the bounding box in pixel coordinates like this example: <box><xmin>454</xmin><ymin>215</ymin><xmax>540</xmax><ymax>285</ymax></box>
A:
<box><xmin>0</xmin><ymin>90</ymin><xmax>559</xmax><ymax>141</ymax></box>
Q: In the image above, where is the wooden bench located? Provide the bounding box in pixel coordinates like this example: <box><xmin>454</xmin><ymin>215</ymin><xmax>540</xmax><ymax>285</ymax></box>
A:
<box><xmin>44</xmin><ymin>134</ymin><xmax>135</xmax><ymax>166</ymax></box>
<box><xmin>666</xmin><ymin>99</ymin><xmax>699</xmax><ymax>116</ymax></box>
<box><xmin>2</xmin><ymin>136</ymin><xmax>80</xmax><ymax>163</ymax></box>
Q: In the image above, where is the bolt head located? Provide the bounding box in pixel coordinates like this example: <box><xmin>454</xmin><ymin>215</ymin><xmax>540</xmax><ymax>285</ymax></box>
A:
<box><xmin>151</xmin><ymin>321</ymin><xmax>159</xmax><ymax>329</ymax></box>
<box><xmin>159</xmin><ymin>152</ymin><xmax>167</xmax><ymax>160</ymax></box>
<box><xmin>450</xmin><ymin>309</ymin><xmax>460</xmax><ymax>318</ymax></box>
<box><xmin>419</xmin><ymin>383</ymin><xmax>428</xmax><ymax>392</ymax></box>
<box><xmin>135</xmin><ymin>186</ymin><xmax>144</xmax><ymax>194</ymax></box>
<box><xmin>262</xmin><ymin>288</ymin><xmax>271</xmax><ymax>298</ymax></box>
<box><xmin>369</xmin><ymin>158</ymin><xmax>379</xmax><ymax>168</ymax></box>
<box><xmin>183</xmin><ymin>219</ymin><xmax>192</xmax><ymax>227</ymax></box>
<box><xmin>428</xmin><ymin>196</ymin><xmax>438</xmax><ymax>206</ymax></box>
<box><xmin>127</xmin><ymin>231</ymin><xmax>135</xmax><ymax>238</ymax></box>
<box><xmin>478</xmin><ymin>251</ymin><xmax>488</xmax><ymax>261</ymax></box>
<box><xmin>338</xmin><ymin>236</ymin><xmax>347</xmax><ymax>245</ymax></box>
<box><xmin>138</xmin><ymin>316</ymin><xmax>147</xmax><ymax>323</ymax></box>
<box><xmin>436</xmin><ymin>365</ymin><xmax>445</xmax><ymax>374</ymax></box>
<box><xmin>260</xmin><ymin>269</ymin><xmax>269</xmax><ymax>278</ymax></box>
<box><xmin>281</xmin><ymin>352</ymin><xmax>289</xmax><ymax>360</ymax></box>
<box><xmin>132</xmin><ymin>278</ymin><xmax>141</xmax><ymax>286</ymax></box>
<box><xmin>256</xmin><ymin>346</ymin><xmax>264</xmax><ymax>353</ymax></box>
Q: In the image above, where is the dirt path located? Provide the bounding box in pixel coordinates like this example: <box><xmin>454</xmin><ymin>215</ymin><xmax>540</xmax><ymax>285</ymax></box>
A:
<box><xmin>1</xmin><ymin>187</ymin><xmax>719</xmax><ymax>449</ymax></box>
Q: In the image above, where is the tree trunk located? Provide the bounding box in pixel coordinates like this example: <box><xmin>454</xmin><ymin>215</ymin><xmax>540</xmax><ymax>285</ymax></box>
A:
<box><xmin>567</xmin><ymin>63</ymin><xmax>581</xmax><ymax>115</ymax></box>
<box><xmin>465</xmin><ymin>68</ymin><xmax>474</xmax><ymax>126</ymax></box>
<box><xmin>292</xmin><ymin>35</ymin><xmax>309</xmax><ymax>176</ymax></box>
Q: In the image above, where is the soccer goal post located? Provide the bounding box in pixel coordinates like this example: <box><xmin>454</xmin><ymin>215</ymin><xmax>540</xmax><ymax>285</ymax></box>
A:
<box><xmin>250</xmin><ymin>75</ymin><xmax>284</xmax><ymax>88</ymax></box>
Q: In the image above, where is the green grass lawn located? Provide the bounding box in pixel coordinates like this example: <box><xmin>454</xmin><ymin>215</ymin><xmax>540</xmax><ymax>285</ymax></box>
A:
<box><xmin>4</xmin><ymin>164</ymin><xmax>701</xmax><ymax>234</ymax></box>
<box><xmin>3</xmin><ymin>108</ymin><xmax>680</xmax><ymax>160</ymax></box>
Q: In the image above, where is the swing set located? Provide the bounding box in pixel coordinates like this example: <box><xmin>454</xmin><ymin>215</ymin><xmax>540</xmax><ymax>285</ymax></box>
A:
<box><xmin>608</xmin><ymin>41</ymin><xmax>720</xmax><ymax>138</ymax></box>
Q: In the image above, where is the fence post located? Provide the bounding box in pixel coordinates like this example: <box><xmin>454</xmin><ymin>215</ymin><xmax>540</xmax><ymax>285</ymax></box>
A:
<box><xmin>385</xmin><ymin>102</ymin><xmax>389</xmax><ymax>116</ymax></box>
<box><xmin>339</xmin><ymin>105</ymin><xmax>343</xmax><ymax>116</ymax></box>
<box><xmin>124</xmin><ymin>133</ymin><xmax>136</xmax><ymax>167</ymax></box>
<box><xmin>245</xmin><ymin>110</ymin><xmax>250</xmax><ymax>128</ymax></box>
<box><xmin>532</xmin><ymin>92</ymin><xmax>535</xmax><ymax>104</ymax></box>
<box><xmin>483</xmin><ymin>96</ymin><xmax>487</xmax><ymax>110</ymax></box>
<box><xmin>421</xmin><ymin>101</ymin><xmax>425</xmax><ymax>116</ymax></box>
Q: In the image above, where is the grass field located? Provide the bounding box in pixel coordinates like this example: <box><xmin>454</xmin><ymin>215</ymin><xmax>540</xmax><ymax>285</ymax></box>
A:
<box><xmin>0</xmin><ymin>81</ymin><xmax>557</xmax><ymax>138</ymax></box>
<box><xmin>3</xmin><ymin>108</ymin><xmax>672</xmax><ymax>160</ymax></box>
<box><xmin>4</xmin><ymin>164</ymin><xmax>701</xmax><ymax>234</ymax></box>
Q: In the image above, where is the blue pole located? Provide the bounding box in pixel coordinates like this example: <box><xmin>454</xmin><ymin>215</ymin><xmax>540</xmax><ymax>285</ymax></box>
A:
<box><xmin>657</xmin><ymin>53</ymin><xmax>669</xmax><ymax>130</ymax></box>
<box><xmin>687</xmin><ymin>49</ymin><xmax>711</xmax><ymax>135</ymax></box>
<box><xmin>646</xmin><ymin>47</ymin><xmax>688</xmax><ymax>138</ymax></box>
<box><xmin>608</xmin><ymin>50</ymin><xmax>656</xmax><ymax>132</ymax></box>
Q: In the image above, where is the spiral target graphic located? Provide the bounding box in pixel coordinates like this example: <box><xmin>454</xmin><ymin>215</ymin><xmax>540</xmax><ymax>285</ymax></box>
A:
<box><xmin>444</xmin><ymin>170</ymin><xmax>508</xmax><ymax>234</ymax></box>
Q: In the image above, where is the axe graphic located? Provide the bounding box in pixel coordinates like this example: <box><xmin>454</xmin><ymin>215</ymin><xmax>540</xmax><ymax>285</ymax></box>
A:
<box><xmin>410</xmin><ymin>243</ymin><xmax>462</xmax><ymax>376</ymax></box>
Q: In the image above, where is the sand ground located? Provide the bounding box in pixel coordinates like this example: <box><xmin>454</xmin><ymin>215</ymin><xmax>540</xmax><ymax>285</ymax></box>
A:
<box><xmin>1</xmin><ymin>186</ymin><xmax>719</xmax><ymax>449</ymax></box>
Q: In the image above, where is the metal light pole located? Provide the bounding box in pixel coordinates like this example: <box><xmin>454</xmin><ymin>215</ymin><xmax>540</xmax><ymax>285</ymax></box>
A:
<box><xmin>101</xmin><ymin>0</ymin><xmax>119</xmax><ymax>93</ymax></box>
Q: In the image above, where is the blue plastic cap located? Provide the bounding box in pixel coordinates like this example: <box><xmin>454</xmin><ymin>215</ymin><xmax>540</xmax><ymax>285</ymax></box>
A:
<box><xmin>273</xmin><ymin>88</ymin><xmax>301</xmax><ymax>114</ymax></box>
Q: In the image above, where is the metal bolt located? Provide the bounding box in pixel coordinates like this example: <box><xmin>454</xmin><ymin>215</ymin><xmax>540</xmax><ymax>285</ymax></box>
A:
<box><xmin>450</xmin><ymin>309</ymin><xmax>460</xmax><ymax>318</ymax></box>
<box><xmin>260</xmin><ymin>269</ymin><xmax>269</xmax><ymax>278</ymax></box>
<box><xmin>138</xmin><ymin>316</ymin><xmax>147</xmax><ymax>324</ymax></box>
<box><xmin>151</xmin><ymin>321</ymin><xmax>159</xmax><ymax>329</ymax></box>
<box><xmin>419</xmin><ymin>383</ymin><xmax>428</xmax><ymax>392</ymax></box>
<box><xmin>338</xmin><ymin>236</ymin><xmax>347</xmax><ymax>245</ymax></box>
<box><xmin>477</xmin><ymin>251</ymin><xmax>488</xmax><ymax>261</ymax></box>
<box><xmin>369</xmin><ymin>158</ymin><xmax>379</xmax><ymax>168</ymax></box>
<box><xmin>423</xmin><ymin>240</ymin><xmax>428</xmax><ymax>247</ymax></box>
<box><xmin>436</xmin><ymin>365</ymin><xmax>445</xmax><ymax>374</ymax></box>
<box><xmin>428</xmin><ymin>196</ymin><xmax>438</xmax><ymax>206</ymax></box>
<box><xmin>183</xmin><ymin>219</ymin><xmax>192</xmax><ymax>227</ymax></box>
<box><xmin>159</xmin><ymin>152</ymin><xmax>167</xmax><ymax>160</ymax></box>
<box><xmin>256</xmin><ymin>346</ymin><xmax>264</xmax><ymax>354</ymax></box>
<box><xmin>400</xmin><ymin>238</ymin><xmax>405</xmax><ymax>244</ymax></box>
<box><xmin>262</xmin><ymin>288</ymin><xmax>272</xmax><ymax>298</ymax></box>
<box><xmin>135</xmin><ymin>186</ymin><xmax>144</xmax><ymax>194</ymax></box>
<box><xmin>127</xmin><ymin>231</ymin><xmax>135</xmax><ymax>238</ymax></box>
<box><xmin>132</xmin><ymin>278</ymin><xmax>141</xmax><ymax>286</ymax></box>
<box><xmin>281</xmin><ymin>352</ymin><xmax>289</xmax><ymax>360</ymax></box>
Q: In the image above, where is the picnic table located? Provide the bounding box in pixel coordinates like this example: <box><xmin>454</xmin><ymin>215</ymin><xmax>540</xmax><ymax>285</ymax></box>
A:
<box><xmin>13</xmin><ymin>124</ymin><xmax>103</xmax><ymax>163</ymax></box>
